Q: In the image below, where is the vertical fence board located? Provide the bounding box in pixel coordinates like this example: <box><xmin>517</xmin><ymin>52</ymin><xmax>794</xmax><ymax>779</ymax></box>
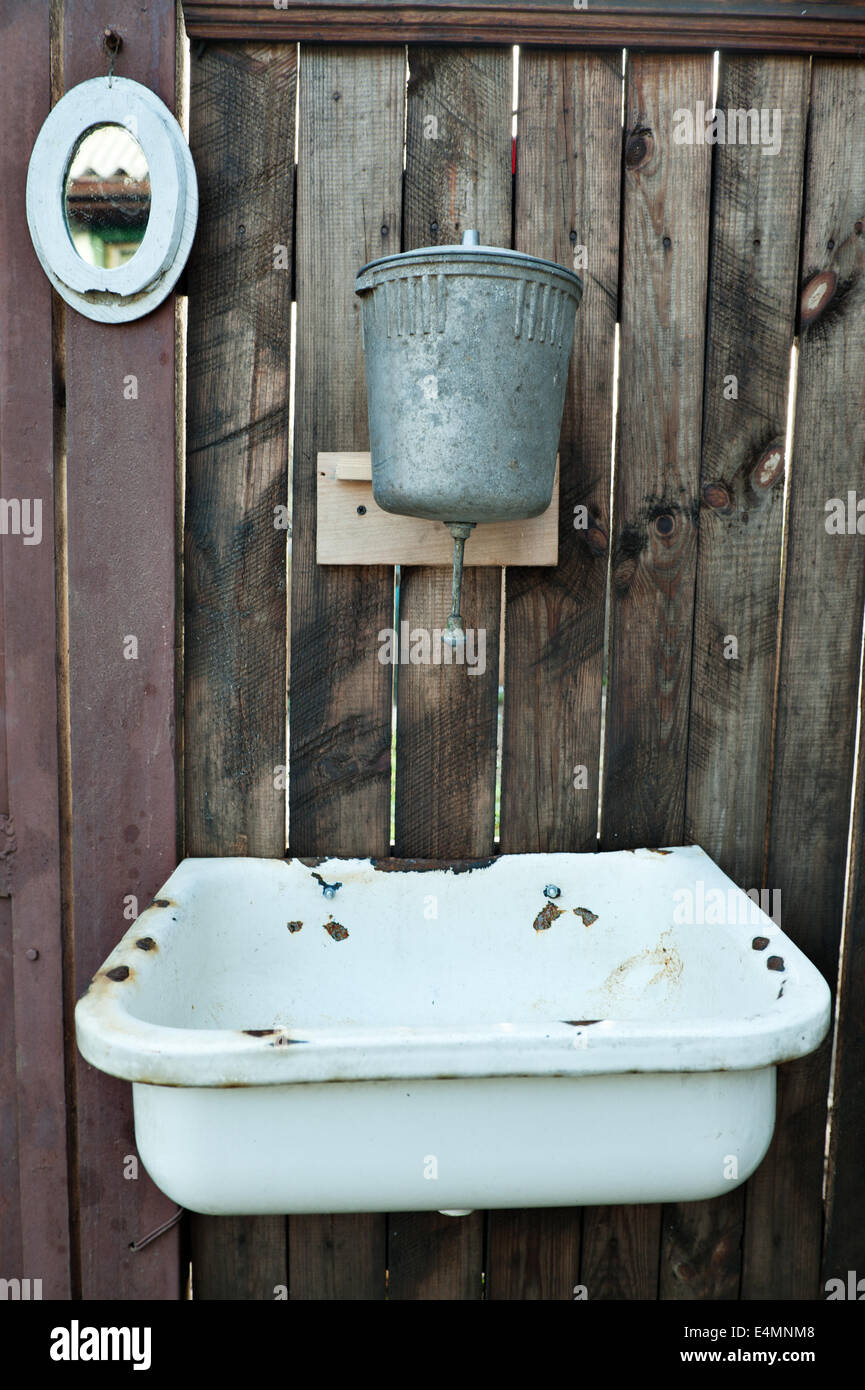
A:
<box><xmin>743</xmin><ymin>57</ymin><xmax>865</xmax><ymax>1301</ymax></box>
<box><xmin>824</xmin><ymin>663</ymin><xmax>865</xmax><ymax>1283</ymax></box>
<box><xmin>185</xmin><ymin>39</ymin><xmax>296</xmax><ymax>1300</ymax></box>
<box><xmin>387</xmin><ymin>45</ymin><xmax>511</xmax><ymax>1301</ymax></box>
<box><xmin>394</xmin><ymin>47</ymin><xmax>509</xmax><ymax>863</ymax></box>
<box><xmin>667</xmin><ymin>53</ymin><xmax>810</xmax><ymax>1302</ymax></box>
<box><xmin>63</xmin><ymin>0</ymin><xmax>180</xmax><ymax>1300</ymax></box>
<box><xmin>287</xmin><ymin>43</ymin><xmax>405</xmax><ymax>1300</ymax></box>
<box><xmin>0</xmin><ymin>0</ymin><xmax>71</xmax><ymax>1299</ymax></box>
<box><xmin>583</xmin><ymin>51</ymin><xmax>713</xmax><ymax>1300</ymax></box>
<box><xmin>488</xmin><ymin>47</ymin><xmax>622</xmax><ymax>1301</ymax></box>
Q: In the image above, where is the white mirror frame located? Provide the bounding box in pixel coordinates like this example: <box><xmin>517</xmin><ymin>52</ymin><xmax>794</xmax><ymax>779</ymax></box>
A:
<box><xmin>26</xmin><ymin>76</ymin><xmax>197</xmax><ymax>324</ymax></box>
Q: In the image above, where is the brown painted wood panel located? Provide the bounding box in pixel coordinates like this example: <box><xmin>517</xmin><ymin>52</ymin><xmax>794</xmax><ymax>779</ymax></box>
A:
<box><xmin>184</xmin><ymin>39</ymin><xmax>296</xmax><ymax>1299</ymax></box>
<box><xmin>0</xmin><ymin>0</ymin><xmax>71</xmax><ymax>1300</ymax></box>
<box><xmin>743</xmin><ymin>57</ymin><xmax>865</xmax><ymax>1301</ymax></box>
<box><xmin>63</xmin><ymin>0</ymin><xmax>180</xmax><ymax>1300</ymax></box>
<box><xmin>669</xmin><ymin>53</ymin><xmax>810</xmax><ymax>1303</ymax></box>
<box><xmin>287</xmin><ymin>43</ymin><xmax>405</xmax><ymax>1300</ymax></box>
<box><xmin>182</xmin><ymin>1</ymin><xmax>865</xmax><ymax>55</ymax></box>
<box><xmin>584</xmin><ymin>50</ymin><xmax>713</xmax><ymax>1300</ymax></box>
<box><xmin>490</xmin><ymin>46</ymin><xmax>623</xmax><ymax>1301</ymax></box>
<box><xmin>387</xmin><ymin>44</ymin><xmax>511</xmax><ymax>1300</ymax></box>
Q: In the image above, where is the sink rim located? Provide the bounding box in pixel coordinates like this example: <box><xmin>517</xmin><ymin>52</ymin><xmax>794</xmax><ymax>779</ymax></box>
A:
<box><xmin>75</xmin><ymin>848</ymin><xmax>832</xmax><ymax>1089</ymax></box>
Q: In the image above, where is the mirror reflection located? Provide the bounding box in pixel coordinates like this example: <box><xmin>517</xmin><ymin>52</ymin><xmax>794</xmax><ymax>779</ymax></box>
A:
<box><xmin>64</xmin><ymin>124</ymin><xmax>151</xmax><ymax>267</ymax></box>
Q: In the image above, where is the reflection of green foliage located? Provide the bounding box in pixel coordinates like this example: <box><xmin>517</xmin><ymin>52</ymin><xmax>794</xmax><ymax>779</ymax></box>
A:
<box><xmin>97</xmin><ymin>226</ymin><xmax>146</xmax><ymax>244</ymax></box>
<box><xmin>81</xmin><ymin>228</ymin><xmax>144</xmax><ymax>268</ymax></box>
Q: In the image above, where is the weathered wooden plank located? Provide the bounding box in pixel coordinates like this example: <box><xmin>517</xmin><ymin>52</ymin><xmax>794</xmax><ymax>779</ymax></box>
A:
<box><xmin>0</xmin><ymin>0</ymin><xmax>71</xmax><ymax>1300</ymax></box>
<box><xmin>824</xmin><ymin>679</ymin><xmax>865</xmax><ymax>1284</ymax></box>
<box><xmin>185</xmin><ymin>38</ymin><xmax>296</xmax><ymax>1300</ymax></box>
<box><xmin>743</xmin><ymin>58</ymin><xmax>865</xmax><ymax>1301</ymax></box>
<box><xmin>491</xmin><ymin>47</ymin><xmax>622</xmax><ymax>1301</ymax></box>
<box><xmin>182</xmin><ymin>1</ymin><xmax>865</xmax><ymax>55</ymax></box>
<box><xmin>387</xmin><ymin>45</ymin><xmax>511</xmax><ymax>1300</ymax></box>
<box><xmin>584</xmin><ymin>50</ymin><xmax>713</xmax><ymax>1301</ymax></box>
<box><xmin>288</xmin><ymin>43</ymin><xmax>404</xmax><ymax>1300</ymax></box>
<box><xmin>668</xmin><ymin>53</ymin><xmax>810</xmax><ymax>1303</ymax></box>
<box><xmin>395</xmin><ymin>46</ymin><xmax>508</xmax><ymax>863</ymax></box>
<box><xmin>63</xmin><ymin>0</ymin><xmax>180</xmax><ymax>1303</ymax></box>
<box><xmin>486</xmin><ymin>1207</ymin><xmax>582</xmax><ymax>1301</ymax></box>
<box><xmin>388</xmin><ymin>1210</ymin><xmax>484</xmax><ymax>1300</ymax></box>
<box><xmin>286</xmin><ymin>1214</ymin><xmax>385</xmax><ymax>1299</ymax></box>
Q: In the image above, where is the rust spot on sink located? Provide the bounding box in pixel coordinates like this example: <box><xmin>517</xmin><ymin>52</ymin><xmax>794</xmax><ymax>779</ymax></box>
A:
<box><xmin>767</xmin><ymin>955</ymin><xmax>785</xmax><ymax>972</ymax></box>
<box><xmin>563</xmin><ymin>1019</ymin><xmax>601</xmax><ymax>1027</ymax></box>
<box><xmin>150</xmin><ymin>898</ymin><xmax>174</xmax><ymax>909</ymax></box>
<box><xmin>533</xmin><ymin>902</ymin><xmax>563</xmax><ymax>932</ymax></box>
<box><xmin>244</xmin><ymin>1028</ymin><xmax>277</xmax><ymax>1036</ymax></box>
<box><xmin>370</xmin><ymin>856</ymin><xmax>497</xmax><ymax>874</ymax></box>
<box><xmin>287</xmin><ymin>920</ymin><xmax>303</xmax><ymax>933</ymax></box>
<box><xmin>135</xmin><ymin>937</ymin><xmax>156</xmax><ymax>951</ymax></box>
<box><xmin>573</xmin><ymin>906</ymin><xmax>598</xmax><ymax>926</ymax></box>
<box><xmin>105</xmin><ymin>965</ymin><xmax>130</xmax><ymax>982</ymax></box>
<box><xmin>752</xmin><ymin>935</ymin><xmax>770</xmax><ymax>950</ymax></box>
<box><xmin>324</xmin><ymin>919</ymin><xmax>349</xmax><ymax>942</ymax></box>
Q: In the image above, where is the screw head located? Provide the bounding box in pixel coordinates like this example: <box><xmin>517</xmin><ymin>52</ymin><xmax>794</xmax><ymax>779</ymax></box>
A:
<box><xmin>357</xmin><ymin>505</ymin><xmax>367</xmax><ymax>515</ymax></box>
<box><xmin>25</xmin><ymin>948</ymin><xmax>39</xmax><ymax>961</ymax></box>
<box><xmin>543</xmin><ymin>884</ymin><xmax>561</xmax><ymax>900</ymax></box>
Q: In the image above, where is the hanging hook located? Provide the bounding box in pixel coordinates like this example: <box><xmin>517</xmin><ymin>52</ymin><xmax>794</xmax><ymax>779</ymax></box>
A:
<box><xmin>103</xmin><ymin>28</ymin><xmax>122</xmax><ymax>84</ymax></box>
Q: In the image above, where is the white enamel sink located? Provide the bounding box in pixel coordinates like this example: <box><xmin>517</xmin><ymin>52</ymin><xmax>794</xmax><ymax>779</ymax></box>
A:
<box><xmin>75</xmin><ymin>847</ymin><xmax>831</xmax><ymax>1215</ymax></box>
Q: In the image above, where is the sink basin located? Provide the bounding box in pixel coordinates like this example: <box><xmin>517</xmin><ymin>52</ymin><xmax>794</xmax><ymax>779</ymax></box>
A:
<box><xmin>74</xmin><ymin>847</ymin><xmax>831</xmax><ymax>1215</ymax></box>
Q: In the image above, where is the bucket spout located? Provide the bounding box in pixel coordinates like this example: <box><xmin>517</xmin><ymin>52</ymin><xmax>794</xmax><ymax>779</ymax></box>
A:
<box><xmin>442</xmin><ymin>522</ymin><xmax>475</xmax><ymax>647</ymax></box>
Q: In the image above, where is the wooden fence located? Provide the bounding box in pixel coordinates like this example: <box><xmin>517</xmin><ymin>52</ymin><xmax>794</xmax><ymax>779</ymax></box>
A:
<box><xmin>2</xmin><ymin>0</ymin><xmax>865</xmax><ymax>1299</ymax></box>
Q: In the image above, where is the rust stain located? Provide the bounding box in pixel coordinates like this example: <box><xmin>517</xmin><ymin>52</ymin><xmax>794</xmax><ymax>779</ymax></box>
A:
<box><xmin>370</xmin><ymin>857</ymin><xmax>497</xmax><ymax>874</ymax></box>
<box><xmin>752</xmin><ymin>935</ymin><xmax>770</xmax><ymax>951</ymax></box>
<box><xmin>287</xmin><ymin>920</ymin><xmax>303</xmax><ymax>933</ymax></box>
<box><xmin>244</xmin><ymin>1028</ymin><xmax>277</xmax><ymax>1037</ymax></box>
<box><xmin>533</xmin><ymin>902</ymin><xmax>563</xmax><ymax>932</ymax></box>
<box><xmin>604</xmin><ymin>932</ymin><xmax>683</xmax><ymax>994</ymax></box>
<box><xmin>649</xmin><ymin>848</ymin><xmax>673</xmax><ymax>856</ymax></box>
<box><xmin>562</xmin><ymin>1019</ymin><xmax>601</xmax><ymax>1027</ymax></box>
<box><xmin>105</xmin><ymin>965</ymin><xmax>130</xmax><ymax>982</ymax></box>
<box><xmin>150</xmin><ymin>898</ymin><xmax>174</xmax><ymax>909</ymax></box>
<box><xmin>324</xmin><ymin>919</ymin><xmax>349</xmax><ymax>942</ymax></box>
<box><xmin>135</xmin><ymin>937</ymin><xmax>156</xmax><ymax>951</ymax></box>
<box><xmin>573</xmin><ymin>906</ymin><xmax>598</xmax><ymax>926</ymax></box>
<box><xmin>767</xmin><ymin>955</ymin><xmax>785</xmax><ymax>972</ymax></box>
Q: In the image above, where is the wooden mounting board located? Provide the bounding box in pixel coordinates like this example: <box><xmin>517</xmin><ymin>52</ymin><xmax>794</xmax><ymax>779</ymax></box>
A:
<box><xmin>316</xmin><ymin>452</ymin><xmax>559</xmax><ymax>566</ymax></box>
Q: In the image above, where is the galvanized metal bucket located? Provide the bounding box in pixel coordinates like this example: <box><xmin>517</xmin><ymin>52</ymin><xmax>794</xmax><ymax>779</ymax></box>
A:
<box><xmin>355</xmin><ymin>231</ymin><xmax>582</xmax><ymax>525</ymax></box>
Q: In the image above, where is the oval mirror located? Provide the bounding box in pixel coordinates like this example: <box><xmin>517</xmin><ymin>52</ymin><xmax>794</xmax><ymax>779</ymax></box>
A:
<box><xmin>64</xmin><ymin>124</ymin><xmax>152</xmax><ymax>269</ymax></box>
<box><xmin>26</xmin><ymin>77</ymin><xmax>197</xmax><ymax>323</ymax></box>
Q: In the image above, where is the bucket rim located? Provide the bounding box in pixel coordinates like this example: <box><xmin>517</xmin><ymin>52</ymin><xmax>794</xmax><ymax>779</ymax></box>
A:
<box><xmin>356</xmin><ymin>243</ymin><xmax>583</xmax><ymax>298</ymax></box>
